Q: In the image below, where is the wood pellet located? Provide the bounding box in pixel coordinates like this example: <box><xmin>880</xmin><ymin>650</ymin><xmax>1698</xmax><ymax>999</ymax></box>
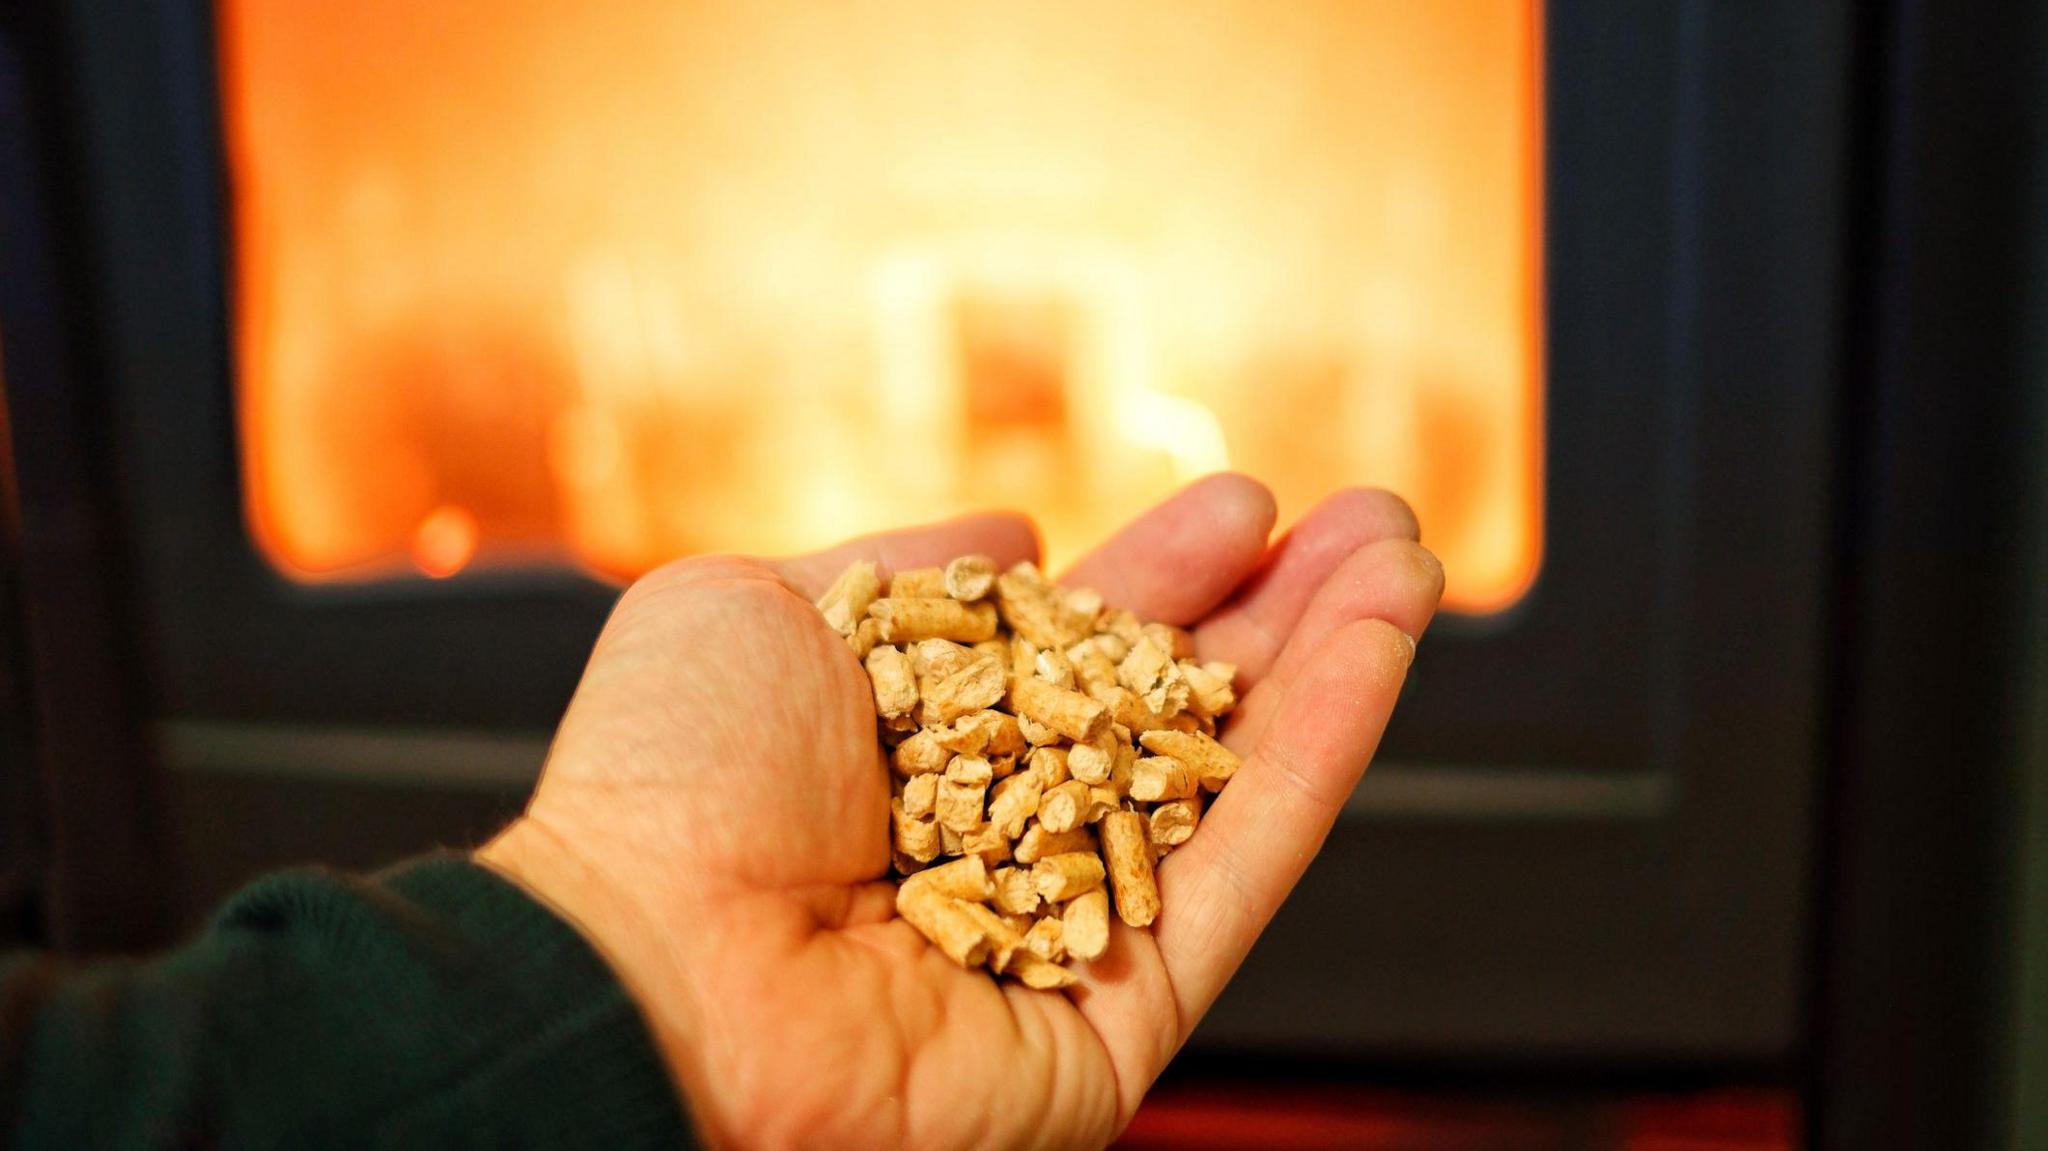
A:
<box><xmin>814</xmin><ymin>556</ymin><xmax>1243</xmax><ymax>989</ymax></box>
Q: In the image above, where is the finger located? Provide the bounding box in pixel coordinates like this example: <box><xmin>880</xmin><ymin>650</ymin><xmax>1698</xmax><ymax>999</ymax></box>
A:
<box><xmin>772</xmin><ymin>512</ymin><xmax>1042</xmax><ymax>600</ymax></box>
<box><xmin>1193</xmin><ymin>488</ymin><xmax>1420</xmax><ymax>687</ymax></box>
<box><xmin>1221</xmin><ymin>537</ymin><xmax>1444</xmax><ymax>754</ymax></box>
<box><xmin>1163</xmin><ymin>532</ymin><xmax>1449</xmax><ymax>1019</ymax></box>
<box><xmin>1072</xmin><ymin>540</ymin><xmax>1439</xmax><ymax>1092</ymax></box>
<box><xmin>1064</xmin><ymin>924</ymin><xmax>1183</xmax><ymax>1117</ymax></box>
<box><xmin>1057</xmin><ymin>473</ymin><xmax>1277</xmax><ymax>626</ymax></box>
<box><xmin>1152</xmin><ymin>616</ymin><xmax>1422</xmax><ymax>1029</ymax></box>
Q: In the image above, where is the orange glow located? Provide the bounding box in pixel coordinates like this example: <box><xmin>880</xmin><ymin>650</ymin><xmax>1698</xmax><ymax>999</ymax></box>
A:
<box><xmin>411</xmin><ymin>504</ymin><xmax>480</xmax><ymax>579</ymax></box>
<box><xmin>220</xmin><ymin>0</ymin><xmax>1543</xmax><ymax>611</ymax></box>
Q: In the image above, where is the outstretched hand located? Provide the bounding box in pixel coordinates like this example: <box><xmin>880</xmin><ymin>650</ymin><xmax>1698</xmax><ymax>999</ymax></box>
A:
<box><xmin>478</xmin><ymin>475</ymin><xmax>1442</xmax><ymax>1150</ymax></box>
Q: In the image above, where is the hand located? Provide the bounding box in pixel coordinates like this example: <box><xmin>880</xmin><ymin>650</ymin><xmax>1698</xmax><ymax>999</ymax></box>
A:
<box><xmin>477</xmin><ymin>475</ymin><xmax>1443</xmax><ymax>1150</ymax></box>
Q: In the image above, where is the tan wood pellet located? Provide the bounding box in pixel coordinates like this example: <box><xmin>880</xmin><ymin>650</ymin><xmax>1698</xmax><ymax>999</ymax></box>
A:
<box><xmin>1008</xmin><ymin>950</ymin><xmax>1078</xmax><ymax>989</ymax></box>
<box><xmin>891</xmin><ymin>728</ymin><xmax>950</xmax><ymax>777</ymax></box>
<box><xmin>1066</xmin><ymin>728</ymin><xmax>1117</xmax><ymax>786</ymax></box>
<box><xmin>869</xmin><ymin>597</ymin><xmax>999</xmax><ymax>644</ymax></box>
<box><xmin>1023</xmin><ymin>916</ymin><xmax>1066</xmax><ymax>962</ymax></box>
<box><xmin>943</xmin><ymin>554</ymin><xmax>998</xmax><ymax>601</ymax></box>
<box><xmin>889</xmin><ymin>567</ymin><xmax>949</xmax><ymax>598</ymax></box>
<box><xmin>865</xmin><ymin>646</ymin><xmax>918</xmax><ymax>720</ymax></box>
<box><xmin>1143</xmin><ymin>622</ymin><xmax>1197</xmax><ymax>661</ymax></box>
<box><xmin>923</xmin><ymin>657</ymin><xmax>1008</xmax><ymax>725</ymax></box>
<box><xmin>1118</xmin><ymin>637</ymin><xmax>1188</xmax><ymax>717</ymax></box>
<box><xmin>1034</xmin><ymin>648</ymin><xmax>1077</xmax><ymax>690</ymax></box>
<box><xmin>1099</xmin><ymin>811</ymin><xmax>1161</xmax><ymax>928</ymax></box>
<box><xmin>1037</xmin><ymin>779</ymin><xmax>1096</xmax><ymax>834</ymax></box>
<box><xmin>1008</xmin><ymin>675</ymin><xmax>1110</xmax><ymax>743</ymax></box>
<box><xmin>1014</xmin><ymin>823</ymin><xmax>1095</xmax><ymax>865</ymax></box>
<box><xmin>961</xmin><ymin>822</ymin><xmax>1012</xmax><ymax>867</ymax></box>
<box><xmin>911</xmin><ymin>638</ymin><xmax>973</xmax><ymax>678</ymax></box>
<box><xmin>901</xmin><ymin>774</ymin><xmax>939</xmax><ymax>819</ymax></box>
<box><xmin>987</xmin><ymin>773</ymin><xmax>1044</xmax><ymax>839</ymax></box>
<box><xmin>1025</xmin><ymin>745</ymin><xmax>1070</xmax><ymax>789</ymax></box>
<box><xmin>1032</xmin><ymin>852</ymin><xmax>1106</xmax><ymax>903</ymax></box>
<box><xmin>848</xmin><ymin>617</ymin><xmax>882</xmax><ymax>659</ymax></box>
<box><xmin>1086</xmin><ymin>786</ymin><xmax>1121</xmax><ymax>822</ymax></box>
<box><xmin>1017</xmin><ymin>712</ymin><xmax>1062</xmax><ymax>746</ymax></box>
<box><xmin>902</xmin><ymin>854</ymin><xmax>994</xmax><ymax>901</ymax></box>
<box><xmin>1148</xmin><ymin>798</ymin><xmax>1201</xmax><ymax>850</ymax></box>
<box><xmin>1137</xmin><ymin>729</ymin><xmax>1242</xmax><ymax>792</ymax></box>
<box><xmin>935</xmin><ymin>778</ymin><xmax>988</xmax><ymax>833</ymax></box>
<box><xmin>1179</xmin><ymin>659</ymin><xmax>1237</xmax><ymax>716</ymax></box>
<box><xmin>895</xmin><ymin>882</ymin><xmax>990</xmax><ymax>967</ymax></box>
<box><xmin>1062</xmin><ymin>889</ymin><xmax>1111</xmax><ymax>961</ymax></box>
<box><xmin>991</xmin><ymin>866</ymin><xmax>1041</xmax><ymax>917</ymax></box>
<box><xmin>817</xmin><ymin>560</ymin><xmax>880</xmax><ymax>636</ymax></box>
<box><xmin>945</xmin><ymin>754</ymin><xmax>994</xmax><ymax>788</ymax></box>
<box><xmin>1097</xmin><ymin>609</ymin><xmax>1142</xmax><ymax>647</ymax></box>
<box><xmin>891</xmin><ymin>799</ymin><xmax>940</xmax><ymax>863</ymax></box>
<box><xmin>1066</xmin><ymin>638</ymin><xmax>1122</xmax><ymax>697</ymax></box>
<box><xmin>957</xmin><ymin>902</ymin><xmax>1027</xmax><ymax>970</ymax></box>
<box><xmin>994</xmin><ymin>565</ymin><xmax>1092</xmax><ymax>649</ymax></box>
<box><xmin>1130</xmin><ymin>755</ymin><xmax>1198</xmax><ymax>802</ymax></box>
<box><xmin>820</xmin><ymin>554</ymin><xmax>1241</xmax><ymax>988</ymax></box>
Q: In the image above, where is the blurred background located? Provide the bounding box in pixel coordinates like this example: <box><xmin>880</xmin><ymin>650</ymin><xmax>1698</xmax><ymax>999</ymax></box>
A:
<box><xmin>1</xmin><ymin>2</ymin><xmax>2043</xmax><ymax>1148</ymax></box>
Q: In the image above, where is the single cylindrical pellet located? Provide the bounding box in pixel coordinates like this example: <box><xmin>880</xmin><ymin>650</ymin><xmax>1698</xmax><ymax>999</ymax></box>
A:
<box><xmin>1100</xmin><ymin>810</ymin><xmax>1161</xmax><ymax>928</ymax></box>
<box><xmin>1032</xmin><ymin>851</ymin><xmax>1106</xmax><ymax>903</ymax></box>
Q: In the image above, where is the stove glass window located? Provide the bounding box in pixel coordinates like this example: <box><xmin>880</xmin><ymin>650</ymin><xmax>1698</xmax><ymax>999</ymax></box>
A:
<box><xmin>220</xmin><ymin>0</ymin><xmax>1542</xmax><ymax>612</ymax></box>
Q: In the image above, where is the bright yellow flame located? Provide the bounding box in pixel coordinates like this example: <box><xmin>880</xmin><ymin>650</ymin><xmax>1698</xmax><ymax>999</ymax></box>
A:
<box><xmin>1115</xmin><ymin>394</ymin><xmax>1231</xmax><ymax>484</ymax></box>
<box><xmin>220</xmin><ymin>0</ymin><xmax>1543</xmax><ymax>611</ymax></box>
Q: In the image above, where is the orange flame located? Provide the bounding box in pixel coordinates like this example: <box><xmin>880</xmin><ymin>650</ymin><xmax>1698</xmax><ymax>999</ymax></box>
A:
<box><xmin>220</xmin><ymin>0</ymin><xmax>1542</xmax><ymax>611</ymax></box>
<box><xmin>411</xmin><ymin>504</ymin><xmax>480</xmax><ymax>579</ymax></box>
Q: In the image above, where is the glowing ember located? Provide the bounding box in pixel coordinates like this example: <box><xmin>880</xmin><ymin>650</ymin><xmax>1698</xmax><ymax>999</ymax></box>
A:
<box><xmin>412</xmin><ymin>505</ymin><xmax>479</xmax><ymax>579</ymax></box>
<box><xmin>220</xmin><ymin>0</ymin><xmax>1542</xmax><ymax>611</ymax></box>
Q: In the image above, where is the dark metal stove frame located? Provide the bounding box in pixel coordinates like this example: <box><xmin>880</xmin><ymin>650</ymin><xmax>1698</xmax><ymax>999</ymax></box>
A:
<box><xmin>15</xmin><ymin>3</ymin><xmax>2042</xmax><ymax>1146</ymax></box>
<box><xmin>7</xmin><ymin>0</ymin><xmax>1843</xmax><ymax>1059</ymax></box>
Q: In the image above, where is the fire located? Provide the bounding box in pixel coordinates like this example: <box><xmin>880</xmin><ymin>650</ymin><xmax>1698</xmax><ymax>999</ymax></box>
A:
<box><xmin>411</xmin><ymin>504</ymin><xmax>480</xmax><ymax>580</ymax></box>
<box><xmin>219</xmin><ymin>0</ymin><xmax>1542</xmax><ymax>611</ymax></box>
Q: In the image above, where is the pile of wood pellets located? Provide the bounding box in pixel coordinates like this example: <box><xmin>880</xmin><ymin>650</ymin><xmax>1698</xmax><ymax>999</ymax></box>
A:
<box><xmin>814</xmin><ymin>555</ymin><xmax>1240</xmax><ymax>989</ymax></box>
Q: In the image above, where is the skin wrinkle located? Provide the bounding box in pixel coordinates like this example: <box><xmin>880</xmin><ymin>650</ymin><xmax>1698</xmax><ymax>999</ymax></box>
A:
<box><xmin>899</xmin><ymin>962</ymin><xmax>998</xmax><ymax>1150</ymax></box>
<box><xmin>1220</xmin><ymin>601</ymin><xmax>1287</xmax><ymax>684</ymax></box>
<box><xmin>870</xmin><ymin>925</ymin><xmax>1010</xmax><ymax>1150</ymax></box>
<box><xmin>1157</xmin><ymin>832</ymin><xmax>1258</xmax><ymax>971</ymax></box>
<box><xmin>1068</xmin><ymin>1017</ymin><xmax>1123</xmax><ymax>1149</ymax></box>
<box><xmin>975</xmin><ymin>978</ymin><xmax>1034</xmax><ymax>1146</ymax></box>
<box><xmin>787</xmin><ymin>949</ymin><xmax>903</xmax><ymax>1146</ymax></box>
<box><xmin>1149</xmin><ymin>931</ymin><xmax>1190</xmax><ymax>1071</ymax></box>
<box><xmin>1013</xmin><ymin>994</ymin><xmax>1113</xmax><ymax>1151</ymax></box>
<box><xmin>484</xmin><ymin>814</ymin><xmax>734</xmax><ymax>1136</ymax></box>
<box><xmin>707</xmin><ymin>911</ymin><xmax>870</xmax><ymax>1146</ymax></box>
<box><xmin>856</xmin><ymin>872</ymin><xmax>1120</xmax><ymax>1150</ymax></box>
<box><xmin>1083</xmin><ymin>929</ymin><xmax>1184</xmax><ymax>1115</ymax></box>
<box><xmin>1247</xmin><ymin>735</ymin><xmax>1338</xmax><ymax>827</ymax></box>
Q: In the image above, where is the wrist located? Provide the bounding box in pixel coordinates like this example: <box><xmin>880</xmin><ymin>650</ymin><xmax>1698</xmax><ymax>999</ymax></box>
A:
<box><xmin>476</xmin><ymin>817</ymin><xmax>716</xmax><ymax>1136</ymax></box>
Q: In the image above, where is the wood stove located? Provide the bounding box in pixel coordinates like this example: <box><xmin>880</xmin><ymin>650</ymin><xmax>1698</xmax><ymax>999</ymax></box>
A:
<box><xmin>6</xmin><ymin>1</ymin><xmax>2043</xmax><ymax>1145</ymax></box>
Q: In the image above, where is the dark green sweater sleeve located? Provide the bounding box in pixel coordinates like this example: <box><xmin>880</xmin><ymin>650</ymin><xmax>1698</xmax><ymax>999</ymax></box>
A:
<box><xmin>0</xmin><ymin>855</ymin><xmax>694</xmax><ymax>1150</ymax></box>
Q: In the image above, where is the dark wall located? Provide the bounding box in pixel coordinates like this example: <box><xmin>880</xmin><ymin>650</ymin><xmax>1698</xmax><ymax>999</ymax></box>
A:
<box><xmin>0</xmin><ymin>0</ymin><xmax>173</xmax><ymax>953</ymax></box>
<box><xmin>1813</xmin><ymin>1</ymin><xmax>2048</xmax><ymax>1147</ymax></box>
<box><xmin>164</xmin><ymin>771</ymin><xmax>523</xmax><ymax>934</ymax></box>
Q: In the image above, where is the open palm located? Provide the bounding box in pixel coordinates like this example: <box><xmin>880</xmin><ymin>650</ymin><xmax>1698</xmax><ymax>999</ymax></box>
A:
<box><xmin>479</xmin><ymin>475</ymin><xmax>1442</xmax><ymax>1150</ymax></box>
